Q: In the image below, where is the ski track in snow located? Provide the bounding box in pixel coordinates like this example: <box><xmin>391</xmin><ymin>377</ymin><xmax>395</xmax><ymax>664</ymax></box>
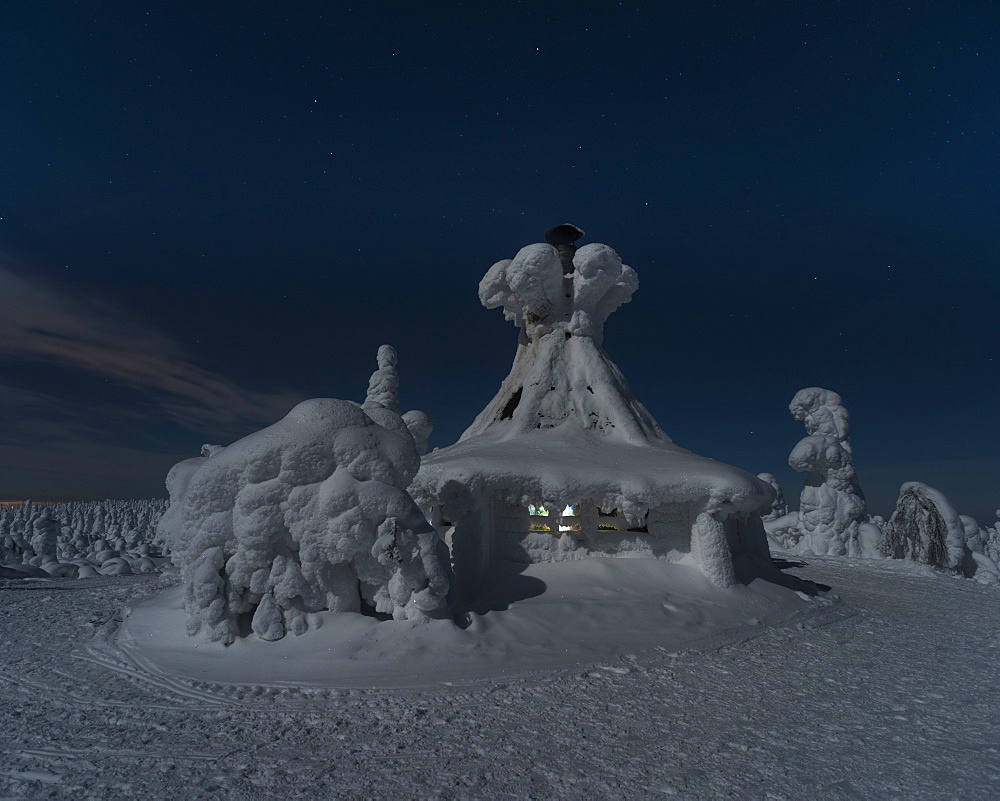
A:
<box><xmin>1</xmin><ymin>561</ymin><xmax>998</xmax><ymax>799</ymax></box>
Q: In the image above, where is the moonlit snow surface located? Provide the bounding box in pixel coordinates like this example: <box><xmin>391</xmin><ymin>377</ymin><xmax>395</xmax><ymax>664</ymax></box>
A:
<box><xmin>2</xmin><ymin>559</ymin><xmax>999</xmax><ymax>798</ymax></box>
<box><xmin>121</xmin><ymin>558</ymin><xmax>816</xmax><ymax>688</ymax></box>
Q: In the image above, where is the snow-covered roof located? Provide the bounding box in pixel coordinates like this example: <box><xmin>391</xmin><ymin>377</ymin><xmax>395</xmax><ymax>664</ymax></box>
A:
<box><xmin>416</xmin><ymin>429</ymin><xmax>769</xmax><ymax>523</ymax></box>
<box><xmin>412</xmin><ymin>235</ymin><xmax>770</xmax><ymax>519</ymax></box>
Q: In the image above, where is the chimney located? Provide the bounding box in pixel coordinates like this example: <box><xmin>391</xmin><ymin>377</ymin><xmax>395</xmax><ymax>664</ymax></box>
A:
<box><xmin>544</xmin><ymin>223</ymin><xmax>585</xmax><ymax>274</ymax></box>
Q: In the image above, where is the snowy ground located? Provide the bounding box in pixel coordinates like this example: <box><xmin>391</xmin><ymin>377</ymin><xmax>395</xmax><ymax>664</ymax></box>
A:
<box><xmin>120</xmin><ymin>558</ymin><xmax>822</xmax><ymax>689</ymax></box>
<box><xmin>1</xmin><ymin>557</ymin><xmax>998</xmax><ymax>799</ymax></box>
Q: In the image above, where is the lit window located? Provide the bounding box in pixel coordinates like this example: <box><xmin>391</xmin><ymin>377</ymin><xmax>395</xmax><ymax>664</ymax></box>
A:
<box><xmin>558</xmin><ymin>504</ymin><xmax>581</xmax><ymax>532</ymax></box>
<box><xmin>528</xmin><ymin>504</ymin><xmax>581</xmax><ymax>534</ymax></box>
<box><xmin>528</xmin><ymin>504</ymin><xmax>551</xmax><ymax>532</ymax></box>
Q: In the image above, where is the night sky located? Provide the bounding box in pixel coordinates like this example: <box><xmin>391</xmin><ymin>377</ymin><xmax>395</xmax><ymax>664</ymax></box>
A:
<box><xmin>1</xmin><ymin>1</ymin><xmax>997</xmax><ymax>522</ymax></box>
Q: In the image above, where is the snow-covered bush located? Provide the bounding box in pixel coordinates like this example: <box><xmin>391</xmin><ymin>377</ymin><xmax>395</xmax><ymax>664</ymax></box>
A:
<box><xmin>157</xmin><ymin>346</ymin><xmax>451</xmax><ymax>644</ymax></box>
<box><xmin>880</xmin><ymin>482</ymin><xmax>966</xmax><ymax>570</ymax></box>
<box><xmin>788</xmin><ymin>387</ymin><xmax>867</xmax><ymax>556</ymax></box>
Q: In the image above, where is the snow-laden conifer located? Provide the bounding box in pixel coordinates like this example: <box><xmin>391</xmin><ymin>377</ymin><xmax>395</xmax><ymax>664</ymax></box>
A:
<box><xmin>788</xmin><ymin>387</ymin><xmax>867</xmax><ymax>556</ymax></box>
<box><xmin>157</xmin><ymin>347</ymin><xmax>450</xmax><ymax>644</ymax></box>
<box><xmin>756</xmin><ymin>473</ymin><xmax>788</xmax><ymax>521</ymax></box>
<box><xmin>881</xmin><ymin>482</ymin><xmax>966</xmax><ymax>570</ymax></box>
<box><xmin>29</xmin><ymin>510</ymin><xmax>59</xmax><ymax>562</ymax></box>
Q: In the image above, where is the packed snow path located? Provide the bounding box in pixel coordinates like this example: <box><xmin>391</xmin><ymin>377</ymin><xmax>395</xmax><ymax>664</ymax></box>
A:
<box><xmin>1</xmin><ymin>559</ymin><xmax>997</xmax><ymax>799</ymax></box>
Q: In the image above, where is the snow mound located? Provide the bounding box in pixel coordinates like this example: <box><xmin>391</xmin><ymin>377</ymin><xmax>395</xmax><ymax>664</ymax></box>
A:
<box><xmin>156</xmin><ymin>346</ymin><xmax>450</xmax><ymax>644</ymax></box>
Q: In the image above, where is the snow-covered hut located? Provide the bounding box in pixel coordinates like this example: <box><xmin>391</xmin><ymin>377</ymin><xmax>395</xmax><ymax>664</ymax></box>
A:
<box><xmin>410</xmin><ymin>226</ymin><xmax>773</xmax><ymax>603</ymax></box>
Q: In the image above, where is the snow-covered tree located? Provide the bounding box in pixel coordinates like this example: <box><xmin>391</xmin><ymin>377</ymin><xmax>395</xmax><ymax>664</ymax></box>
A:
<box><xmin>880</xmin><ymin>482</ymin><xmax>966</xmax><ymax>570</ymax></box>
<box><xmin>402</xmin><ymin>410</ymin><xmax>433</xmax><ymax>456</ymax></box>
<box><xmin>0</xmin><ymin>499</ymin><xmax>168</xmax><ymax>578</ymax></box>
<box><xmin>0</xmin><ymin>518</ymin><xmax>14</xmax><ymax>563</ymax></box>
<box><xmin>787</xmin><ymin>387</ymin><xmax>867</xmax><ymax>556</ymax></box>
<box><xmin>756</xmin><ymin>473</ymin><xmax>787</xmax><ymax>521</ymax></box>
<box><xmin>977</xmin><ymin>513</ymin><xmax>1000</xmax><ymax>583</ymax></box>
<box><xmin>986</xmin><ymin>512</ymin><xmax>1000</xmax><ymax>564</ymax></box>
<box><xmin>30</xmin><ymin>510</ymin><xmax>59</xmax><ymax>562</ymax></box>
<box><xmin>855</xmin><ymin>520</ymin><xmax>884</xmax><ymax>559</ymax></box>
<box><xmin>157</xmin><ymin>346</ymin><xmax>451</xmax><ymax>644</ymax></box>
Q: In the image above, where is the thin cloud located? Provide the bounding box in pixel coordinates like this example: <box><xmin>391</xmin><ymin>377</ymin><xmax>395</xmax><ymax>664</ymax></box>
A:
<box><xmin>0</xmin><ymin>441</ymin><xmax>185</xmax><ymax>500</ymax></box>
<box><xmin>0</xmin><ymin>262</ymin><xmax>303</xmax><ymax>430</ymax></box>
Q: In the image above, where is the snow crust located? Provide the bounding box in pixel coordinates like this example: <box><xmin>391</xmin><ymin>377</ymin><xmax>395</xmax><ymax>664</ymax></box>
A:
<box><xmin>788</xmin><ymin>387</ymin><xmax>867</xmax><ymax>556</ymax></box>
<box><xmin>157</xmin><ymin>347</ymin><xmax>450</xmax><ymax>644</ymax></box>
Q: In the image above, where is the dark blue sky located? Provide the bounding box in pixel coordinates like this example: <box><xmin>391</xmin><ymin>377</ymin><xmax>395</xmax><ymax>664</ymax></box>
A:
<box><xmin>1</xmin><ymin>1</ymin><xmax>997</xmax><ymax>522</ymax></box>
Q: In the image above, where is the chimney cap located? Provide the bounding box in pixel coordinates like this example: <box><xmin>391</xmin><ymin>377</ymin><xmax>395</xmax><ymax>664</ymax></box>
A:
<box><xmin>544</xmin><ymin>223</ymin><xmax>585</xmax><ymax>247</ymax></box>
